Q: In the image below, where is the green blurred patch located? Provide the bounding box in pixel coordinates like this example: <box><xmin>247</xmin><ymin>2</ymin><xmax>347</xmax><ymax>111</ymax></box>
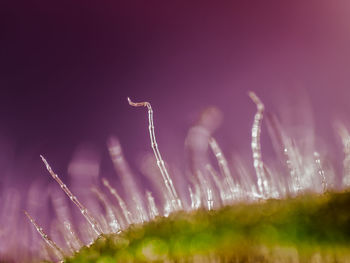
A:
<box><xmin>65</xmin><ymin>191</ymin><xmax>350</xmax><ymax>263</ymax></box>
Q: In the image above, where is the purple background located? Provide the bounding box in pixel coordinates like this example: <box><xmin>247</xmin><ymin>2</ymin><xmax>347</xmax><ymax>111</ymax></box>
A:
<box><xmin>1</xmin><ymin>0</ymin><xmax>350</xmax><ymax>190</ymax></box>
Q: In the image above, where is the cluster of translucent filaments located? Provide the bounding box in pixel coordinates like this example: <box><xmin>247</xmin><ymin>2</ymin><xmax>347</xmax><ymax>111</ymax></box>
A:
<box><xmin>2</xmin><ymin>92</ymin><xmax>350</xmax><ymax>262</ymax></box>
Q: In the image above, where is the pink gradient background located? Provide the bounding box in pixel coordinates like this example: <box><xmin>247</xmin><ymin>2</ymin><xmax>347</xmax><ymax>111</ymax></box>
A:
<box><xmin>1</xmin><ymin>1</ymin><xmax>350</xmax><ymax>200</ymax></box>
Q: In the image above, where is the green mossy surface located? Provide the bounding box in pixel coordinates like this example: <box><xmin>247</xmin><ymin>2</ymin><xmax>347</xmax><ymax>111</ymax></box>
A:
<box><xmin>65</xmin><ymin>191</ymin><xmax>350</xmax><ymax>262</ymax></box>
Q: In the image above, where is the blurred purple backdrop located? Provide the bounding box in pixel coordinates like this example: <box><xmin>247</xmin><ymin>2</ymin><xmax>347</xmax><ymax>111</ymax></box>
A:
<box><xmin>1</xmin><ymin>0</ymin><xmax>350</xmax><ymax>192</ymax></box>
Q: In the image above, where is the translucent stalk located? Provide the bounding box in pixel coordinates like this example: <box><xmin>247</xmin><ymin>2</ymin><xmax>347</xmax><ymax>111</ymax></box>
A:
<box><xmin>197</xmin><ymin>170</ymin><xmax>213</xmax><ymax>210</ymax></box>
<box><xmin>128</xmin><ymin>97</ymin><xmax>182</xmax><ymax>210</ymax></box>
<box><xmin>248</xmin><ymin>91</ymin><xmax>269</xmax><ymax>197</ymax></box>
<box><xmin>107</xmin><ymin>137</ymin><xmax>147</xmax><ymax>221</ymax></box>
<box><xmin>208</xmin><ymin>137</ymin><xmax>236</xmax><ymax>201</ymax></box>
<box><xmin>335</xmin><ymin>122</ymin><xmax>350</xmax><ymax>188</ymax></box>
<box><xmin>40</xmin><ymin>155</ymin><xmax>103</xmax><ymax>236</ymax></box>
<box><xmin>146</xmin><ymin>191</ymin><xmax>159</xmax><ymax>219</ymax></box>
<box><xmin>284</xmin><ymin>140</ymin><xmax>302</xmax><ymax>194</ymax></box>
<box><xmin>232</xmin><ymin>155</ymin><xmax>261</xmax><ymax>200</ymax></box>
<box><xmin>91</xmin><ymin>187</ymin><xmax>121</xmax><ymax>233</ymax></box>
<box><xmin>51</xmin><ymin>190</ymin><xmax>83</xmax><ymax>251</ymax></box>
<box><xmin>63</xmin><ymin>221</ymin><xmax>82</xmax><ymax>252</ymax></box>
<box><xmin>265</xmin><ymin>113</ymin><xmax>301</xmax><ymax>194</ymax></box>
<box><xmin>189</xmin><ymin>184</ymin><xmax>201</xmax><ymax>210</ymax></box>
<box><xmin>24</xmin><ymin>211</ymin><xmax>64</xmax><ymax>260</ymax></box>
<box><xmin>206</xmin><ymin>164</ymin><xmax>227</xmax><ymax>205</ymax></box>
<box><xmin>102</xmin><ymin>178</ymin><xmax>133</xmax><ymax>225</ymax></box>
<box><xmin>209</xmin><ymin>137</ymin><xmax>231</xmax><ymax>179</ymax></box>
<box><xmin>314</xmin><ymin>152</ymin><xmax>327</xmax><ymax>193</ymax></box>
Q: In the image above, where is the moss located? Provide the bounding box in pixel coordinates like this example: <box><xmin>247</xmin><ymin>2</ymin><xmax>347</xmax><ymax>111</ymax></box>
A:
<box><xmin>65</xmin><ymin>191</ymin><xmax>350</xmax><ymax>262</ymax></box>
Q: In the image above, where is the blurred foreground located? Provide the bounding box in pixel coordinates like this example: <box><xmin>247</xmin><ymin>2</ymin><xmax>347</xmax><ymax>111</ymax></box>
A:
<box><xmin>67</xmin><ymin>191</ymin><xmax>350</xmax><ymax>263</ymax></box>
